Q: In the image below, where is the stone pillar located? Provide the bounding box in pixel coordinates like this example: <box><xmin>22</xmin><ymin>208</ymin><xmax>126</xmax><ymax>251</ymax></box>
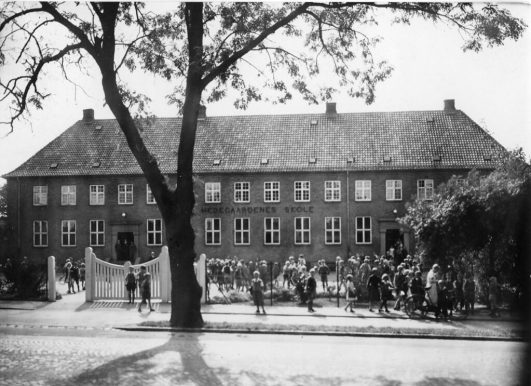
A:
<box><xmin>85</xmin><ymin>247</ymin><xmax>94</xmax><ymax>302</ymax></box>
<box><xmin>47</xmin><ymin>256</ymin><xmax>56</xmax><ymax>302</ymax></box>
<box><xmin>159</xmin><ymin>246</ymin><xmax>171</xmax><ymax>302</ymax></box>
<box><xmin>196</xmin><ymin>253</ymin><xmax>207</xmax><ymax>304</ymax></box>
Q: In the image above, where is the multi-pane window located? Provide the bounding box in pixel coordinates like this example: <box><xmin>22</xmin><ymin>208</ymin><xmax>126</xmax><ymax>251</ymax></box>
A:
<box><xmin>417</xmin><ymin>179</ymin><xmax>434</xmax><ymax>201</ymax></box>
<box><xmin>386</xmin><ymin>180</ymin><xmax>402</xmax><ymax>201</ymax></box>
<box><xmin>294</xmin><ymin>181</ymin><xmax>310</xmax><ymax>202</ymax></box>
<box><xmin>205</xmin><ymin>218</ymin><xmax>221</xmax><ymax>245</ymax></box>
<box><xmin>61</xmin><ymin>185</ymin><xmax>76</xmax><ymax>206</ymax></box>
<box><xmin>89</xmin><ymin>220</ymin><xmax>105</xmax><ymax>246</ymax></box>
<box><xmin>294</xmin><ymin>217</ymin><xmax>311</xmax><ymax>245</ymax></box>
<box><xmin>61</xmin><ymin>220</ymin><xmax>76</xmax><ymax>247</ymax></box>
<box><xmin>89</xmin><ymin>185</ymin><xmax>105</xmax><ymax>205</ymax></box>
<box><xmin>325</xmin><ymin>181</ymin><xmax>341</xmax><ymax>202</ymax></box>
<box><xmin>33</xmin><ymin>186</ymin><xmax>48</xmax><ymax>206</ymax></box>
<box><xmin>234</xmin><ymin>218</ymin><xmax>250</xmax><ymax>245</ymax></box>
<box><xmin>264</xmin><ymin>181</ymin><xmax>280</xmax><ymax>203</ymax></box>
<box><xmin>264</xmin><ymin>217</ymin><xmax>280</xmax><ymax>245</ymax></box>
<box><xmin>146</xmin><ymin>185</ymin><xmax>156</xmax><ymax>204</ymax></box>
<box><xmin>147</xmin><ymin>219</ymin><xmax>162</xmax><ymax>246</ymax></box>
<box><xmin>33</xmin><ymin>220</ymin><xmax>48</xmax><ymax>247</ymax></box>
<box><xmin>325</xmin><ymin>217</ymin><xmax>341</xmax><ymax>245</ymax></box>
<box><xmin>205</xmin><ymin>182</ymin><xmax>221</xmax><ymax>203</ymax></box>
<box><xmin>355</xmin><ymin>216</ymin><xmax>371</xmax><ymax>244</ymax></box>
<box><xmin>118</xmin><ymin>184</ymin><xmax>133</xmax><ymax>204</ymax></box>
<box><xmin>234</xmin><ymin>182</ymin><xmax>250</xmax><ymax>203</ymax></box>
<box><xmin>355</xmin><ymin>180</ymin><xmax>371</xmax><ymax>201</ymax></box>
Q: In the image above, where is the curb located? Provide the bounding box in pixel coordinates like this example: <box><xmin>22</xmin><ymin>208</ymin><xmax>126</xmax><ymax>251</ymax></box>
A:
<box><xmin>113</xmin><ymin>325</ymin><xmax>526</xmax><ymax>342</ymax></box>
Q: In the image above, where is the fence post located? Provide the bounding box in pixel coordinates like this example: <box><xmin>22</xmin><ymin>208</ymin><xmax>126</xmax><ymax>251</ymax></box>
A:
<box><xmin>160</xmin><ymin>246</ymin><xmax>171</xmax><ymax>302</ymax></box>
<box><xmin>85</xmin><ymin>247</ymin><xmax>94</xmax><ymax>302</ymax></box>
<box><xmin>196</xmin><ymin>253</ymin><xmax>207</xmax><ymax>304</ymax></box>
<box><xmin>47</xmin><ymin>256</ymin><xmax>56</xmax><ymax>302</ymax></box>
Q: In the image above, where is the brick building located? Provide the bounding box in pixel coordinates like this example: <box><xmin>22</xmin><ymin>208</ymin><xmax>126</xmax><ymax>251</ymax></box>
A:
<box><xmin>4</xmin><ymin>100</ymin><xmax>503</xmax><ymax>264</ymax></box>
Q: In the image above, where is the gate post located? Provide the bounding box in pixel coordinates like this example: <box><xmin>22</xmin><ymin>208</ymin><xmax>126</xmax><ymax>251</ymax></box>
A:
<box><xmin>196</xmin><ymin>253</ymin><xmax>207</xmax><ymax>304</ymax></box>
<box><xmin>85</xmin><ymin>247</ymin><xmax>94</xmax><ymax>302</ymax></box>
<box><xmin>47</xmin><ymin>256</ymin><xmax>56</xmax><ymax>301</ymax></box>
<box><xmin>160</xmin><ymin>246</ymin><xmax>171</xmax><ymax>302</ymax></box>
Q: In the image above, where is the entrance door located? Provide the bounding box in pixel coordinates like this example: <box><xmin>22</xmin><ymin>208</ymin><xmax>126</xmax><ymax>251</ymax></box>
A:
<box><xmin>385</xmin><ymin>229</ymin><xmax>403</xmax><ymax>253</ymax></box>
<box><xmin>115</xmin><ymin>232</ymin><xmax>135</xmax><ymax>261</ymax></box>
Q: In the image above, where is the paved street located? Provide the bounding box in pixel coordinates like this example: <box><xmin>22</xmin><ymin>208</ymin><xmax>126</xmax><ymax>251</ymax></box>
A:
<box><xmin>0</xmin><ymin>328</ymin><xmax>525</xmax><ymax>386</ymax></box>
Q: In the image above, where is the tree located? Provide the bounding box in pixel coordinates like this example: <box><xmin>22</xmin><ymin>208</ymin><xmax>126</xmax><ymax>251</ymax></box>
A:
<box><xmin>0</xmin><ymin>2</ymin><xmax>526</xmax><ymax>327</ymax></box>
<box><xmin>399</xmin><ymin>149</ymin><xmax>530</xmax><ymax>290</ymax></box>
<box><xmin>0</xmin><ymin>184</ymin><xmax>6</xmax><ymax>219</ymax></box>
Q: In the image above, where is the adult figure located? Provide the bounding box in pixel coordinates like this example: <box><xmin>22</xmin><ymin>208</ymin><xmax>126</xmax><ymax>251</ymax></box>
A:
<box><xmin>306</xmin><ymin>268</ymin><xmax>317</xmax><ymax>312</ymax></box>
<box><xmin>426</xmin><ymin>263</ymin><xmax>441</xmax><ymax>307</ymax></box>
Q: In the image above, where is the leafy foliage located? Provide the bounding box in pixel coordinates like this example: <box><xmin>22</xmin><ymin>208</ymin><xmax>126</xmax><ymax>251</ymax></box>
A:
<box><xmin>0</xmin><ymin>184</ymin><xmax>6</xmax><ymax>218</ymax></box>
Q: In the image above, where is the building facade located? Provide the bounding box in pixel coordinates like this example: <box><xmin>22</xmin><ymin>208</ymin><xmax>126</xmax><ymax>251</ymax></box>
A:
<box><xmin>4</xmin><ymin>100</ymin><xmax>503</xmax><ymax>264</ymax></box>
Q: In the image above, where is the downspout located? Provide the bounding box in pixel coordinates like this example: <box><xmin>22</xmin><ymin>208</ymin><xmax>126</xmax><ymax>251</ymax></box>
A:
<box><xmin>346</xmin><ymin>169</ymin><xmax>350</xmax><ymax>257</ymax></box>
<box><xmin>16</xmin><ymin>177</ymin><xmax>21</xmax><ymax>256</ymax></box>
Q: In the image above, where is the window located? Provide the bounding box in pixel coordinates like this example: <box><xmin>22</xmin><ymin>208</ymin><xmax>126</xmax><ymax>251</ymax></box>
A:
<box><xmin>234</xmin><ymin>182</ymin><xmax>250</xmax><ymax>203</ymax></box>
<box><xmin>147</xmin><ymin>219</ymin><xmax>162</xmax><ymax>246</ymax></box>
<box><xmin>294</xmin><ymin>181</ymin><xmax>310</xmax><ymax>202</ymax></box>
<box><xmin>264</xmin><ymin>181</ymin><xmax>280</xmax><ymax>203</ymax></box>
<box><xmin>61</xmin><ymin>185</ymin><xmax>76</xmax><ymax>206</ymax></box>
<box><xmin>205</xmin><ymin>218</ymin><xmax>221</xmax><ymax>245</ymax></box>
<box><xmin>33</xmin><ymin>220</ymin><xmax>48</xmax><ymax>247</ymax></box>
<box><xmin>417</xmin><ymin>179</ymin><xmax>434</xmax><ymax>201</ymax></box>
<box><xmin>386</xmin><ymin>180</ymin><xmax>402</xmax><ymax>201</ymax></box>
<box><xmin>89</xmin><ymin>220</ymin><xmax>105</xmax><ymax>246</ymax></box>
<box><xmin>146</xmin><ymin>185</ymin><xmax>156</xmax><ymax>204</ymax></box>
<box><xmin>205</xmin><ymin>182</ymin><xmax>221</xmax><ymax>203</ymax></box>
<box><xmin>325</xmin><ymin>217</ymin><xmax>341</xmax><ymax>245</ymax></box>
<box><xmin>355</xmin><ymin>217</ymin><xmax>371</xmax><ymax>244</ymax></box>
<box><xmin>355</xmin><ymin>180</ymin><xmax>371</xmax><ymax>201</ymax></box>
<box><xmin>89</xmin><ymin>185</ymin><xmax>105</xmax><ymax>205</ymax></box>
<box><xmin>264</xmin><ymin>217</ymin><xmax>280</xmax><ymax>245</ymax></box>
<box><xmin>294</xmin><ymin>217</ymin><xmax>311</xmax><ymax>245</ymax></box>
<box><xmin>118</xmin><ymin>184</ymin><xmax>133</xmax><ymax>204</ymax></box>
<box><xmin>325</xmin><ymin>181</ymin><xmax>341</xmax><ymax>202</ymax></box>
<box><xmin>61</xmin><ymin>220</ymin><xmax>76</xmax><ymax>247</ymax></box>
<box><xmin>234</xmin><ymin>218</ymin><xmax>250</xmax><ymax>245</ymax></box>
<box><xmin>33</xmin><ymin>186</ymin><xmax>48</xmax><ymax>206</ymax></box>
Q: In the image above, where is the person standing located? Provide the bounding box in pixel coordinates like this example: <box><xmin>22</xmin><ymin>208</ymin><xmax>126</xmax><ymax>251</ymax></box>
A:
<box><xmin>344</xmin><ymin>274</ymin><xmax>357</xmax><ymax>313</ymax></box>
<box><xmin>379</xmin><ymin>274</ymin><xmax>394</xmax><ymax>313</ymax></box>
<box><xmin>367</xmin><ymin>268</ymin><xmax>381</xmax><ymax>312</ymax></box>
<box><xmin>125</xmin><ymin>266</ymin><xmax>137</xmax><ymax>304</ymax></box>
<box><xmin>137</xmin><ymin>266</ymin><xmax>154</xmax><ymax>312</ymax></box>
<box><xmin>318</xmin><ymin>260</ymin><xmax>330</xmax><ymax>291</ymax></box>
<box><xmin>426</xmin><ymin>264</ymin><xmax>441</xmax><ymax>307</ymax></box>
<box><xmin>251</xmin><ymin>271</ymin><xmax>266</xmax><ymax>314</ymax></box>
<box><xmin>306</xmin><ymin>269</ymin><xmax>317</xmax><ymax>312</ymax></box>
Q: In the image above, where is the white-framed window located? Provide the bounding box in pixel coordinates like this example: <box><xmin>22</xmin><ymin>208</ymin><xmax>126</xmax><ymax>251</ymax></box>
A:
<box><xmin>147</xmin><ymin>219</ymin><xmax>162</xmax><ymax>246</ymax></box>
<box><xmin>146</xmin><ymin>185</ymin><xmax>156</xmax><ymax>204</ymax></box>
<box><xmin>33</xmin><ymin>186</ymin><xmax>48</xmax><ymax>206</ymax></box>
<box><xmin>264</xmin><ymin>217</ymin><xmax>280</xmax><ymax>245</ymax></box>
<box><xmin>118</xmin><ymin>184</ymin><xmax>133</xmax><ymax>204</ymax></box>
<box><xmin>325</xmin><ymin>180</ymin><xmax>341</xmax><ymax>202</ymax></box>
<box><xmin>264</xmin><ymin>181</ymin><xmax>280</xmax><ymax>203</ymax></box>
<box><xmin>294</xmin><ymin>217</ymin><xmax>311</xmax><ymax>245</ymax></box>
<box><xmin>89</xmin><ymin>185</ymin><xmax>105</xmax><ymax>205</ymax></box>
<box><xmin>205</xmin><ymin>218</ymin><xmax>221</xmax><ymax>245</ymax></box>
<box><xmin>234</xmin><ymin>218</ymin><xmax>250</xmax><ymax>245</ymax></box>
<box><xmin>61</xmin><ymin>185</ymin><xmax>76</xmax><ymax>206</ymax></box>
<box><xmin>205</xmin><ymin>182</ymin><xmax>221</xmax><ymax>203</ymax></box>
<box><xmin>355</xmin><ymin>180</ymin><xmax>371</xmax><ymax>201</ymax></box>
<box><xmin>89</xmin><ymin>220</ymin><xmax>105</xmax><ymax>246</ymax></box>
<box><xmin>234</xmin><ymin>182</ymin><xmax>250</xmax><ymax>203</ymax></box>
<box><xmin>325</xmin><ymin>217</ymin><xmax>341</xmax><ymax>245</ymax></box>
<box><xmin>355</xmin><ymin>216</ymin><xmax>371</xmax><ymax>244</ymax></box>
<box><xmin>61</xmin><ymin>220</ymin><xmax>76</xmax><ymax>247</ymax></box>
<box><xmin>417</xmin><ymin>179</ymin><xmax>434</xmax><ymax>201</ymax></box>
<box><xmin>294</xmin><ymin>181</ymin><xmax>310</xmax><ymax>202</ymax></box>
<box><xmin>386</xmin><ymin>180</ymin><xmax>402</xmax><ymax>201</ymax></box>
<box><xmin>33</xmin><ymin>220</ymin><xmax>48</xmax><ymax>247</ymax></box>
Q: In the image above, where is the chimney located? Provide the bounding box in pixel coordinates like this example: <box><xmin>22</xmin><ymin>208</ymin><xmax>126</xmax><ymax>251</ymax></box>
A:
<box><xmin>326</xmin><ymin>102</ymin><xmax>337</xmax><ymax>115</ymax></box>
<box><xmin>83</xmin><ymin>108</ymin><xmax>94</xmax><ymax>122</ymax></box>
<box><xmin>198</xmin><ymin>105</ymin><xmax>206</xmax><ymax>119</ymax></box>
<box><xmin>443</xmin><ymin>99</ymin><xmax>456</xmax><ymax>112</ymax></box>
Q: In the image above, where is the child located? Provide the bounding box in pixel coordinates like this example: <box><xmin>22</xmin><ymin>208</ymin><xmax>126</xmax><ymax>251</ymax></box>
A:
<box><xmin>367</xmin><ymin>268</ymin><xmax>381</xmax><ymax>312</ymax></box>
<box><xmin>306</xmin><ymin>268</ymin><xmax>317</xmax><ymax>312</ymax></box>
<box><xmin>79</xmin><ymin>263</ymin><xmax>86</xmax><ymax>290</ymax></box>
<box><xmin>138</xmin><ymin>266</ymin><xmax>154</xmax><ymax>312</ymax></box>
<box><xmin>379</xmin><ymin>273</ymin><xmax>394</xmax><ymax>313</ymax></box>
<box><xmin>251</xmin><ymin>270</ymin><xmax>266</xmax><ymax>314</ymax></box>
<box><xmin>125</xmin><ymin>266</ymin><xmax>137</xmax><ymax>304</ymax></box>
<box><xmin>63</xmin><ymin>258</ymin><xmax>72</xmax><ymax>285</ymax></box>
<box><xmin>344</xmin><ymin>274</ymin><xmax>357</xmax><ymax>313</ymax></box>
<box><xmin>71</xmin><ymin>262</ymin><xmax>80</xmax><ymax>292</ymax></box>
<box><xmin>318</xmin><ymin>260</ymin><xmax>330</xmax><ymax>292</ymax></box>
<box><xmin>463</xmin><ymin>273</ymin><xmax>476</xmax><ymax>315</ymax></box>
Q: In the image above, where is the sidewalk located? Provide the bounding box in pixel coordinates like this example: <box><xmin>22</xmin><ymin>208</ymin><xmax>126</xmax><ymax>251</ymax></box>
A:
<box><xmin>0</xmin><ymin>283</ymin><xmax>526</xmax><ymax>341</ymax></box>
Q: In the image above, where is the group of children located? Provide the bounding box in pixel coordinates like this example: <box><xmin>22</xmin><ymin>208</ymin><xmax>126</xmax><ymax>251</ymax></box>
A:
<box><xmin>124</xmin><ymin>265</ymin><xmax>154</xmax><ymax>312</ymax></box>
<box><xmin>63</xmin><ymin>258</ymin><xmax>85</xmax><ymax>294</ymax></box>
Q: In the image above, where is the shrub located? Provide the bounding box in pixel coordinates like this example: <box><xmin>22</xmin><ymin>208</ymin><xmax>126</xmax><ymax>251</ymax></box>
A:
<box><xmin>1</xmin><ymin>258</ymin><xmax>47</xmax><ymax>299</ymax></box>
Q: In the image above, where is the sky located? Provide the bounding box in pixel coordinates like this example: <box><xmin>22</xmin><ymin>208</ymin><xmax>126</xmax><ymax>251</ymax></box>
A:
<box><xmin>1</xmin><ymin>2</ymin><xmax>530</xmax><ymax>185</ymax></box>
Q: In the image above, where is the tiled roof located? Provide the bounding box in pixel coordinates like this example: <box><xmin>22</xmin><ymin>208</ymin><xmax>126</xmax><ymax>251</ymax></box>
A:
<box><xmin>4</xmin><ymin>108</ymin><xmax>505</xmax><ymax>178</ymax></box>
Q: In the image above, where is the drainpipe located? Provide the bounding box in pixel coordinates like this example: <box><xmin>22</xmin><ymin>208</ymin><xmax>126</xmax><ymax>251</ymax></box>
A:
<box><xmin>16</xmin><ymin>177</ymin><xmax>21</xmax><ymax>256</ymax></box>
<box><xmin>346</xmin><ymin>170</ymin><xmax>350</xmax><ymax>257</ymax></box>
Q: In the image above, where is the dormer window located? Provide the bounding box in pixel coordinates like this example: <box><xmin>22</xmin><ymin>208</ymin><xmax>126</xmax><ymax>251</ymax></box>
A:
<box><xmin>309</xmin><ymin>157</ymin><xmax>317</xmax><ymax>164</ymax></box>
<box><xmin>383</xmin><ymin>156</ymin><xmax>391</xmax><ymax>163</ymax></box>
<box><xmin>213</xmin><ymin>159</ymin><xmax>221</xmax><ymax>166</ymax></box>
<box><xmin>260</xmin><ymin>158</ymin><xmax>269</xmax><ymax>165</ymax></box>
<box><xmin>50</xmin><ymin>163</ymin><xmax>58</xmax><ymax>169</ymax></box>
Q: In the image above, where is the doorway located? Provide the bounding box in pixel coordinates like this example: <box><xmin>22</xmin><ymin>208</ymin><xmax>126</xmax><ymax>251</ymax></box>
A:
<box><xmin>115</xmin><ymin>232</ymin><xmax>135</xmax><ymax>261</ymax></box>
<box><xmin>385</xmin><ymin>229</ymin><xmax>403</xmax><ymax>253</ymax></box>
